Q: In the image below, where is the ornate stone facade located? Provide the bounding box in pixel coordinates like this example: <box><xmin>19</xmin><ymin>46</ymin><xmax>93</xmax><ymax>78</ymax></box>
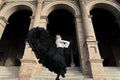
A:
<box><xmin>0</xmin><ymin>0</ymin><xmax>120</xmax><ymax>80</ymax></box>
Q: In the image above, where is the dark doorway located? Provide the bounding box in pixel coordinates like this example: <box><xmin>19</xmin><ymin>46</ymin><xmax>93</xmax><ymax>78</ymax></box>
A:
<box><xmin>47</xmin><ymin>9</ymin><xmax>80</xmax><ymax>67</ymax></box>
<box><xmin>0</xmin><ymin>10</ymin><xmax>32</xmax><ymax>66</ymax></box>
<box><xmin>90</xmin><ymin>8</ymin><xmax>120</xmax><ymax>66</ymax></box>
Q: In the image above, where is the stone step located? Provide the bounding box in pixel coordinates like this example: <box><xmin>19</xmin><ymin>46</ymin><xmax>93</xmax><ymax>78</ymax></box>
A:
<box><xmin>107</xmin><ymin>77</ymin><xmax>120</xmax><ymax>80</ymax></box>
<box><xmin>31</xmin><ymin>76</ymin><xmax>93</xmax><ymax>80</ymax></box>
<box><xmin>0</xmin><ymin>66</ymin><xmax>93</xmax><ymax>80</ymax></box>
<box><xmin>31</xmin><ymin>75</ymin><xmax>85</xmax><ymax>80</ymax></box>
<box><xmin>1</xmin><ymin>66</ymin><xmax>120</xmax><ymax>80</ymax></box>
<box><xmin>0</xmin><ymin>66</ymin><xmax>19</xmax><ymax>79</ymax></box>
<box><xmin>0</xmin><ymin>66</ymin><xmax>19</xmax><ymax>71</ymax></box>
<box><xmin>104</xmin><ymin>67</ymin><xmax>120</xmax><ymax>74</ymax></box>
<box><xmin>84</xmin><ymin>78</ymin><xmax>93</xmax><ymax>80</ymax></box>
<box><xmin>0</xmin><ymin>78</ymin><xmax>18</xmax><ymax>80</ymax></box>
<box><xmin>104</xmin><ymin>67</ymin><xmax>120</xmax><ymax>80</ymax></box>
<box><xmin>104</xmin><ymin>67</ymin><xmax>120</xmax><ymax>72</ymax></box>
<box><xmin>33</xmin><ymin>72</ymin><xmax>83</xmax><ymax>77</ymax></box>
<box><xmin>42</xmin><ymin>67</ymin><xmax>82</xmax><ymax>71</ymax></box>
<box><xmin>31</xmin><ymin>78</ymin><xmax>84</xmax><ymax>80</ymax></box>
<box><xmin>31</xmin><ymin>67</ymin><xmax>93</xmax><ymax>80</ymax></box>
<box><xmin>35</xmin><ymin>67</ymin><xmax>82</xmax><ymax>75</ymax></box>
<box><xmin>39</xmin><ymin>67</ymin><xmax>83</xmax><ymax>76</ymax></box>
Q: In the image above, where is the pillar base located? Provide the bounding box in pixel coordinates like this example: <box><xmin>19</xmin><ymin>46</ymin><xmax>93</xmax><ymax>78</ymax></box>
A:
<box><xmin>33</xmin><ymin>61</ymin><xmax>43</xmax><ymax>75</ymax></box>
<box><xmin>89</xmin><ymin>59</ymin><xmax>107</xmax><ymax>80</ymax></box>
<box><xmin>19</xmin><ymin>59</ymin><xmax>37</xmax><ymax>80</ymax></box>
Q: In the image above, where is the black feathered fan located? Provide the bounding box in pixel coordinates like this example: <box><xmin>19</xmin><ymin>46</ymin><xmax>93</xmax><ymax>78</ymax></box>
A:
<box><xmin>26</xmin><ymin>27</ymin><xmax>67</xmax><ymax>80</ymax></box>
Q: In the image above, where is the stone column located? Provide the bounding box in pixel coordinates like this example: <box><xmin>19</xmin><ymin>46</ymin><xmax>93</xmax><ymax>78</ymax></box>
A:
<box><xmin>79</xmin><ymin>1</ymin><xmax>106</xmax><ymax>80</ymax></box>
<box><xmin>39</xmin><ymin>16</ymin><xmax>48</xmax><ymax>29</ymax></box>
<box><xmin>75</xmin><ymin>15</ymin><xmax>90</xmax><ymax>75</ymax></box>
<box><xmin>19</xmin><ymin>43</ymin><xmax>42</xmax><ymax>80</ymax></box>
<box><xmin>33</xmin><ymin>0</ymin><xmax>44</xmax><ymax>27</ymax></box>
<box><xmin>0</xmin><ymin>16</ymin><xmax>8</xmax><ymax>39</ymax></box>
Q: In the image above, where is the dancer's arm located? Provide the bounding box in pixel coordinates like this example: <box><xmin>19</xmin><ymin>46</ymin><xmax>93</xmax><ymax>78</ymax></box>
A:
<box><xmin>59</xmin><ymin>40</ymin><xmax>70</xmax><ymax>48</ymax></box>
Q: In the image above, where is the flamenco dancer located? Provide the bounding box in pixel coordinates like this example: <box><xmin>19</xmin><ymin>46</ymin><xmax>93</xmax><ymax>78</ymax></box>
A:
<box><xmin>54</xmin><ymin>34</ymin><xmax>70</xmax><ymax>80</ymax></box>
<box><xmin>26</xmin><ymin>27</ymin><xmax>70</xmax><ymax>80</ymax></box>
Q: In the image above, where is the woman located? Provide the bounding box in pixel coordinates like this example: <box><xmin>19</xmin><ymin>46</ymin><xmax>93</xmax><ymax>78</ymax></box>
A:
<box><xmin>53</xmin><ymin>34</ymin><xmax>70</xmax><ymax>80</ymax></box>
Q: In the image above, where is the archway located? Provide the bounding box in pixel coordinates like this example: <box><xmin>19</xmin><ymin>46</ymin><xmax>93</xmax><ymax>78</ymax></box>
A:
<box><xmin>0</xmin><ymin>10</ymin><xmax>32</xmax><ymax>66</ymax></box>
<box><xmin>90</xmin><ymin>8</ymin><xmax>120</xmax><ymax>66</ymax></box>
<box><xmin>47</xmin><ymin>9</ymin><xmax>80</xmax><ymax>67</ymax></box>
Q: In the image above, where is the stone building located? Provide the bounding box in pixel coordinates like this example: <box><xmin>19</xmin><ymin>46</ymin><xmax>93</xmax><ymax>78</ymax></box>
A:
<box><xmin>0</xmin><ymin>0</ymin><xmax>120</xmax><ymax>80</ymax></box>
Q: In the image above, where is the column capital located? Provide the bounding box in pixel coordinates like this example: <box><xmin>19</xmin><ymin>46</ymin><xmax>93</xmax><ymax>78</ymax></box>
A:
<box><xmin>75</xmin><ymin>15</ymin><xmax>82</xmax><ymax>23</ymax></box>
<box><xmin>75</xmin><ymin>15</ymin><xmax>81</xmax><ymax>18</ymax></box>
<box><xmin>41</xmin><ymin>16</ymin><xmax>47</xmax><ymax>19</ymax></box>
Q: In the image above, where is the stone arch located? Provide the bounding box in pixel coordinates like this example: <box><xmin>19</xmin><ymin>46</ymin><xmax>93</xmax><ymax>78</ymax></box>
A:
<box><xmin>0</xmin><ymin>2</ymin><xmax>35</xmax><ymax>38</ymax></box>
<box><xmin>41</xmin><ymin>1</ymin><xmax>82</xmax><ymax>67</ymax></box>
<box><xmin>40</xmin><ymin>1</ymin><xmax>81</xmax><ymax>31</ymax></box>
<box><xmin>86</xmin><ymin>1</ymin><xmax>120</xmax><ymax>18</ymax></box>
<box><xmin>0</xmin><ymin>2</ymin><xmax>35</xmax><ymax>20</ymax></box>
<box><xmin>41</xmin><ymin>1</ymin><xmax>80</xmax><ymax>17</ymax></box>
<box><xmin>0</xmin><ymin>2</ymin><xmax>34</xmax><ymax>66</ymax></box>
<box><xmin>40</xmin><ymin>1</ymin><xmax>80</xmax><ymax>28</ymax></box>
<box><xmin>89</xmin><ymin>1</ymin><xmax>120</xmax><ymax>66</ymax></box>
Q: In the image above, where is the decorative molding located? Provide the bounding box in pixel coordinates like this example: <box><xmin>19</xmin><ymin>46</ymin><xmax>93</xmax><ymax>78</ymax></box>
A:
<box><xmin>0</xmin><ymin>22</ymin><xmax>4</xmax><ymax>28</ymax></box>
<box><xmin>41</xmin><ymin>16</ymin><xmax>47</xmax><ymax>19</ymax></box>
<box><xmin>90</xmin><ymin>46</ymin><xmax>97</xmax><ymax>53</ymax></box>
<box><xmin>20</xmin><ymin>59</ymin><xmax>37</xmax><ymax>64</ymax></box>
<box><xmin>0</xmin><ymin>16</ymin><xmax>8</xmax><ymax>24</ymax></box>
<box><xmin>75</xmin><ymin>15</ymin><xmax>81</xmax><ymax>18</ymax></box>
<box><xmin>75</xmin><ymin>15</ymin><xmax>82</xmax><ymax>23</ymax></box>
<box><xmin>86</xmin><ymin>40</ymin><xmax>98</xmax><ymax>45</ymax></box>
<box><xmin>89</xmin><ymin>59</ymin><xmax>104</xmax><ymax>63</ymax></box>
